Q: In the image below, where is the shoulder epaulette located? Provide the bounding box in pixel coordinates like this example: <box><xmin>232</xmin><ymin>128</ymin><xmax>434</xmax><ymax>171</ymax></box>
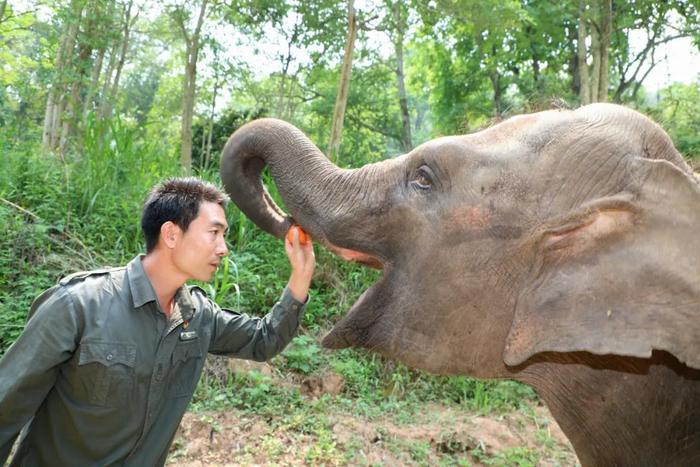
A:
<box><xmin>58</xmin><ymin>267</ymin><xmax>121</xmax><ymax>286</ymax></box>
<box><xmin>187</xmin><ymin>284</ymin><xmax>209</xmax><ymax>297</ymax></box>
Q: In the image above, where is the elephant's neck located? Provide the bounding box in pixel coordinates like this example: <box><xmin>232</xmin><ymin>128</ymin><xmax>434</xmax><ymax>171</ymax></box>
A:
<box><xmin>517</xmin><ymin>352</ymin><xmax>700</xmax><ymax>467</ymax></box>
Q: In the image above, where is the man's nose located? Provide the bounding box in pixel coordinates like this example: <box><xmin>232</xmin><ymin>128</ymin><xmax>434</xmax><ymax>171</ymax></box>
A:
<box><xmin>216</xmin><ymin>237</ymin><xmax>228</xmax><ymax>256</ymax></box>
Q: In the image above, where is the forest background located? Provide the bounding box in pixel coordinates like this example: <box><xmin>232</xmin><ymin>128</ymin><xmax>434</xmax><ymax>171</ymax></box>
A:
<box><xmin>1</xmin><ymin>0</ymin><xmax>699</xmax><ymax>464</ymax></box>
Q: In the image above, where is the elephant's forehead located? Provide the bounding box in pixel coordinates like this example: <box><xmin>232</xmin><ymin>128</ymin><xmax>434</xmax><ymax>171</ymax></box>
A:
<box><xmin>418</xmin><ymin>119</ymin><xmax>564</xmax><ymax>166</ymax></box>
<box><xmin>415</xmin><ymin>137</ymin><xmax>528</xmax><ymax>169</ymax></box>
<box><xmin>436</xmin><ymin>108</ymin><xmax>572</xmax><ymax>149</ymax></box>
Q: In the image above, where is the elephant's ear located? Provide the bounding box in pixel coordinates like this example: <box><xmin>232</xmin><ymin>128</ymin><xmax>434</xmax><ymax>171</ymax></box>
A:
<box><xmin>504</xmin><ymin>159</ymin><xmax>700</xmax><ymax>369</ymax></box>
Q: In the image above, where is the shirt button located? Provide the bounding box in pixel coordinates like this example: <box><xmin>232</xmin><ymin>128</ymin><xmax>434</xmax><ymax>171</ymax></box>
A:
<box><xmin>106</xmin><ymin>354</ymin><xmax>113</xmax><ymax>361</ymax></box>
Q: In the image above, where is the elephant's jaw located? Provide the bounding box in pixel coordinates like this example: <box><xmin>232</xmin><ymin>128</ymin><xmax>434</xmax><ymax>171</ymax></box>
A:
<box><xmin>321</xmin><ymin>252</ymin><xmax>393</xmax><ymax>351</ymax></box>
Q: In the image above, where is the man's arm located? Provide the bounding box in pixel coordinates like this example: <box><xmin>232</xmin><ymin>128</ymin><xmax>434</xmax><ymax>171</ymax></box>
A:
<box><xmin>208</xmin><ymin>227</ymin><xmax>315</xmax><ymax>360</ymax></box>
<box><xmin>207</xmin><ymin>287</ymin><xmax>308</xmax><ymax>361</ymax></box>
<box><xmin>0</xmin><ymin>286</ymin><xmax>80</xmax><ymax>462</ymax></box>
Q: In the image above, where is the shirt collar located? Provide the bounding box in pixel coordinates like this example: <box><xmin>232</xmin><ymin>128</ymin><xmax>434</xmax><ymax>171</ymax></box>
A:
<box><xmin>126</xmin><ymin>255</ymin><xmax>197</xmax><ymax>321</ymax></box>
<box><xmin>127</xmin><ymin>255</ymin><xmax>157</xmax><ymax>308</ymax></box>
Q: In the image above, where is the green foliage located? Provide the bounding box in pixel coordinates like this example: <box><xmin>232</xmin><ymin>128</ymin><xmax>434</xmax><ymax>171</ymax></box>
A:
<box><xmin>192</xmin><ymin>368</ymin><xmax>303</xmax><ymax>413</ymax></box>
<box><xmin>436</xmin><ymin>377</ymin><xmax>537</xmax><ymax>413</ymax></box>
<box><xmin>646</xmin><ymin>81</ymin><xmax>700</xmax><ymax>161</ymax></box>
<box><xmin>225</xmin><ymin>0</ymin><xmax>346</xmax><ymax>58</ymax></box>
<box><xmin>191</xmin><ymin>107</ymin><xmax>266</xmax><ymax>171</ymax></box>
<box><xmin>0</xmin><ymin>204</ymin><xmax>58</xmax><ymax>352</ymax></box>
<box><xmin>281</xmin><ymin>334</ymin><xmax>323</xmax><ymax>374</ymax></box>
<box><xmin>473</xmin><ymin>445</ymin><xmax>539</xmax><ymax>466</ymax></box>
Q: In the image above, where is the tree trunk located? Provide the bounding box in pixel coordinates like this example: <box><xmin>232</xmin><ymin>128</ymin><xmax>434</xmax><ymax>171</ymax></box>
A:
<box><xmin>65</xmin><ymin>2</ymin><xmax>100</xmax><ymax>151</ymax></box>
<box><xmin>102</xmin><ymin>0</ymin><xmax>133</xmax><ymax>120</ymax></box>
<box><xmin>327</xmin><ymin>0</ymin><xmax>357</xmax><ymax>163</ymax></box>
<box><xmin>0</xmin><ymin>0</ymin><xmax>7</xmax><ymax>24</ymax></box>
<box><xmin>589</xmin><ymin>3</ymin><xmax>601</xmax><ymax>104</ymax></box>
<box><xmin>569</xmin><ymin>18</ymin><xmax>581</xmax><ymax>98</ymax></box>
<box><xmin>81</xmin><ymin>0</ymin><xmax>111</xmax><ymax>122</ymax></box>
<box><xmin>203</xmin><ymin>52</ymin><xmax>221</xmax><ymax>171</ymax></box>
<box><xmin>524</xmin><ymin>24</ymin><xmax>544</xmax><ymax>96</ymax></box>
<box><xmin>83</xmin><ymin>47</ymin><xmax>105</xmax><ymax>119</ymax></box>
<box><xmin>275</xmin><ymin>21</ymin><xmax>300</xmax><ymax>119</ymax></box>
<box><xmin>98</xmin><ymin>41</ymin><xmax>118</xmax><ymax>119</ymax></box>
<box><xmin>489</xmin><ymin>71</ymin><xmax>502</xmax><ymax>117</ymax></box>
<box><xmin>43</xmin><ymin>0</ymin><xmax>85</xmax><ymax>152</ymax></box>
<box><xmin>597</xmin><ymin>0</ymin><xmax>611</xmax><ymax>102</ymax></box>
<box><xmin>577</xmin><ymin>0</ymin><xmax>590</xmax><ymax>105</ymax></box>
<box><xmin>393</xmin><ymin>1</ymin><xmax>412</xmax><ymax>153</ymax></box>
<box><xmin>532</xmin><ymin>56</ymin><xmax>542</xmax><ymax>94</ymax></box>
<box><xmin>179</xmin><ymin>0</ymin><xmax>208</xmax><ymax>175</ymax></box>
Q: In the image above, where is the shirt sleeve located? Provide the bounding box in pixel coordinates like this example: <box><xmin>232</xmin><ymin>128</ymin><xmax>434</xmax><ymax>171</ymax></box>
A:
<box><xmin>207</xmin><ymin>287</ymin><xmax>308</xmax><ymax>361</ymax></box>
<box><xmin>0</xmin><ymin>286</ymin><xmax>81</xmax><ymax>462</ymax></box>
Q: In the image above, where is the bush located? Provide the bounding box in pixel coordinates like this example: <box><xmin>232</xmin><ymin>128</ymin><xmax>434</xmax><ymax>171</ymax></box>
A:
<box><xmin>646</xmin><ymin>81</ymin><xmax>700</xmax><ymax>162</ymax></box>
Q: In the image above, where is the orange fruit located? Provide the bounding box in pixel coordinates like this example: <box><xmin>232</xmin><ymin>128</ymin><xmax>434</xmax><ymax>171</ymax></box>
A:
<box><xmin>287</xmin><ymin>225</ymin><xmax>310</xmax><ymax>245</ymax></box>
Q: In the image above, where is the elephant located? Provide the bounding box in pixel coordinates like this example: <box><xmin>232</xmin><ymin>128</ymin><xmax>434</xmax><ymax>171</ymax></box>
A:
<box><xmin>219</xmin><ymin>103</ymin><xmax>700</xmax><ymax>466</ymax></box>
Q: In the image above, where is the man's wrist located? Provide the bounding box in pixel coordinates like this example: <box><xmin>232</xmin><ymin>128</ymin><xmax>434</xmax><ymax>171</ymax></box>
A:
<box><xmin>280</xmin><ymin>285</ymin><xmax>309</xmax><ymax>308</ymax></box>
<box><xmin>288</xmin><ymin>272</ymin><xmax>311</xmax><ymax>302</ymax></box>
<box><xmin>287</xmin><ymin>281</ymin><xmax>309</xmax><ymax>302</ymax></box>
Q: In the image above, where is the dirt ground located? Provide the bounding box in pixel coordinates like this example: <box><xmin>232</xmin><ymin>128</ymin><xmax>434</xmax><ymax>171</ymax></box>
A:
<box><xmin>166</xmin><ymin>362</ymin><xmax>578</xmax><ymax>466</ymax></box>
<box><xmin>167</xmin><ymin>404</ymin><xmax>577</xmax><ymax>466</ymax></box>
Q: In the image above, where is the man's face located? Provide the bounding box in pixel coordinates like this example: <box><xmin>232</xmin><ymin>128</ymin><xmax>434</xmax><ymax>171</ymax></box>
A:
<box><xmin>172</xmin><ymin>201</ymin><xmax>229</xmax><ymax>282</ymax></box>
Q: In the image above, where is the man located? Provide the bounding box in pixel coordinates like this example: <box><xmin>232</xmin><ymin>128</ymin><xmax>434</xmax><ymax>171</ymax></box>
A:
<box><xmin>0</xmin><ymin>177</ymin><xmax>315</xmax><ymax>466</ymax></box>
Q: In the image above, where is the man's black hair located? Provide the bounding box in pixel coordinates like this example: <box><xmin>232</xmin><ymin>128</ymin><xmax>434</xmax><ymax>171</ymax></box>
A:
<box><xmin>141</xmin><ymin>177</ymin><xmax>229</xmax><ymax>253</ymax></box>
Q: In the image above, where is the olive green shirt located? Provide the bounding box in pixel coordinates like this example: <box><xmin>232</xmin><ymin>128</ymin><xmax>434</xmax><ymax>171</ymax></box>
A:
<box><xmin>0</xmin><ymin>255</ymin><xmax>307</xmax><ymax>466</ymax></box>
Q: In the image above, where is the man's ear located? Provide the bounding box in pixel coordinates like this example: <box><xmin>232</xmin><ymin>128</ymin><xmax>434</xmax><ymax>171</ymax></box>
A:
<box><xmin>504</xmin><ymin>178</ymin><xmax>700</xmax><ymax>370</ymax></box>
<box><xmin>160</xmin><ymin>221</ymin><xmax>180</xmax><ymax>249</ymax></box>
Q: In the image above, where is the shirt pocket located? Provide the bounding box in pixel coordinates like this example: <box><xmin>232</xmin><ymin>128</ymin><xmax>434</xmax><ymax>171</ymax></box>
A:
<box><xmin>77</xmin><ymin>341</ymin><xmax>137</xmax><ymax>407</ymax></box>
<box><xmin>170</xmin><ymin>337</ymin><xmax>203</xmax><ymax>398</ymax></box>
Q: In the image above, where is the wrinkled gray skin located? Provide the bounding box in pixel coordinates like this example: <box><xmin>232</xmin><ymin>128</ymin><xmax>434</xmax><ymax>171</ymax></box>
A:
<box><xmin>220</xmin><ymin>104</ymin><xmax>700</xmax><ymax>466</ymax></box>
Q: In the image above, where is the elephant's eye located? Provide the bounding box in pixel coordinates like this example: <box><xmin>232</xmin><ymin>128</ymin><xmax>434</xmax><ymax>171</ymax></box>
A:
<box><xmin>411</xmin><ymin>166</ymin><xmax>434</xmax><ymax>190</ymax></box>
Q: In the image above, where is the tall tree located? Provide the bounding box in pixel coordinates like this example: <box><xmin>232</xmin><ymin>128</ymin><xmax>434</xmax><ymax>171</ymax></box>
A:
<box><xmin>413</xmin><ymin>0</ymin><xmax>523</xmax><ymax>129</ymax></box>
<box><xmin>577</xmin><ymin>0</ymin><xmax>614</xmax><ymax>104</ymax></box>
<box><xmin>99</xmin><ymin>0</ymin><xmax>136</xmax><ymax>122</ymax></box>
<box><xmin>200</xmin><ymin>40</ymin><xmax>224</xmax><ymax>170</ymax></box>
<box><xmin>224</xmin><ymin>0</ymin><xmax>345</xmax><ymax>123</ymax></box>
<box><xmin>171</xmin><ymin>0</ymin><xmax>209</xmax><ymax>175</ymax></box>
<box><xmin>40</xmin><ymin>0</ymin><xmax>134</xmax><ymax>153</ymax></box>
<box><xmin>510</xmin><ymin>0</ymin><xmax>574</xmax><ymax>108</ymax></box>
<box><xmin>0</xmin><ymin>0</ymin><xmax>7</xmax><ymax>25</ymax></box>
<box><xmin>327</xmin><ymin>0</ymin><xmax>357</xmax><ymax>163</ymax></box>
<box><xmin>42</xmin><ymin>0</ymin><xmax>86</xmax><ymax>152</ymax></box>
<box><xmin>611</xmin><ymin>1</ymin><xmax>699</xmax><ymax>102</ymax></box>
<box><xmin>379</xmin><ymin>0</ymin><xmax>413</xmax><ymax>152</ymax></box>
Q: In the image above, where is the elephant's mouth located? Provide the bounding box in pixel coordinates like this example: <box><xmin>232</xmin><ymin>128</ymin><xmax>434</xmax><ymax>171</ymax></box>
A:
<box><xmin>320</xmin><ymin>242</ymin><xmax>390</xmax><ymax>350</ymax></box>
<box><xmin>326</xmin><ymin>244</ymin><xmax>384</xmax><ymax>269</ymax></box>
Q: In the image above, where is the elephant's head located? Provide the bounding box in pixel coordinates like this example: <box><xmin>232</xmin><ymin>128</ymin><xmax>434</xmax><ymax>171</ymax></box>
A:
<box><xmin>220</xmin><ymin>104</ymin><xmax>700</xmax><ymax>378</ymax></box>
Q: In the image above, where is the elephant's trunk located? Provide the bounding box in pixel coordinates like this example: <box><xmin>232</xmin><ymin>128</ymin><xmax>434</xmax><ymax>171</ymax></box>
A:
<box><xmin>220</xmin><ymin>118</ymin><xmax>399</xmax><ymax>262</ymax></box>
